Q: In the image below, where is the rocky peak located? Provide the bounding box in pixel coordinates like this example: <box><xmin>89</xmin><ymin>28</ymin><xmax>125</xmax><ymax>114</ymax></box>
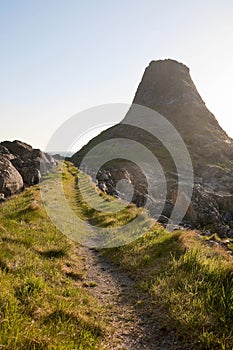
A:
<box><xmin>131</xmin><ymin>59</ymin><xmax>233</xmax><ymax>164</ymax></box>
<box><xmin>133</xmin><ymin>59</ymin><xmax>204</xmax><ymax>107</ymax></box>
<box><xmin>71</xmin><ymin>59</ymin><xmax>233</xmax><ymax>237</ymax></box>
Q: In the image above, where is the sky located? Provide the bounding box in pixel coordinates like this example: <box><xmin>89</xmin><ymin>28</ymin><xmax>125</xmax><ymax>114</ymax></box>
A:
<box><xmin>1</xmin><ymin>0</ymin><xmax>233</xmax><ymax>151</ymax></box>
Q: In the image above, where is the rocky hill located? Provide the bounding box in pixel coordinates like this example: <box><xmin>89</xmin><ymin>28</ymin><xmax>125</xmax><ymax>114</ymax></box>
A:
<box><xmin>71</xmin><ymin>59</ymin><xmax>233</xmax><ymax>237</ymax></box>
<box><xmin>0</xmin><ymin>140</ymin><xmax>55</xmax><ymax>201</ymax></box>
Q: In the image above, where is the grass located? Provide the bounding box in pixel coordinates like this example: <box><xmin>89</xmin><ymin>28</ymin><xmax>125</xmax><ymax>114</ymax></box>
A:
<box><xmin>64</xmin><ymin>162</ymin><xmax>233</xmax><ymax>349</ymax></box>
<box><xmin>63</xmin><ymin>162</ymin><xmax>233</xmax><ymax>349</ymax></box>
<box><xmin>62</xmin><ymin>162</ymin><xmax>153</xmax><ymax>248</ymax></box>
<box><xmin>103</xmin><ymin>228</ymin><xmax>233</xmax><ymax>349</ymax></box>
<box><xmin>1</xmin><ymin>161</ymin><xmax>233</xmax><ymax>349</ymax></box>
<box><xmin>0</xmin><ymin>167</ymin><xmax>106</xmax><ymax>349</ymax></box>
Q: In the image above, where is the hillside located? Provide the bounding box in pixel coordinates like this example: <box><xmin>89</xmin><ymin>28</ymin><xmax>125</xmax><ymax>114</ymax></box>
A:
<box><xmin>0</xmin><ymin>162</ymin><xmax>232</xmax><ymax>349</ymax></box>
<box><xmin>71</xmin><ymin>59</ymin><xmax>233</xmax><ymax>238</ymax></box>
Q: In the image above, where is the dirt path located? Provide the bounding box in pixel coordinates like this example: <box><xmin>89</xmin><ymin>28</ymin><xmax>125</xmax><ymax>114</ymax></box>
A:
<box><xmin>79</xmin><ymin>246</ymin><xmax>183</xmax><ymax>350</ymax></box>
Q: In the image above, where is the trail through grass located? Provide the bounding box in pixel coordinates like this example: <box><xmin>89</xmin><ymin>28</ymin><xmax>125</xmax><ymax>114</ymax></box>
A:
<box><xmin>103</xmin><ymin>229</ymin><xmax>233</xmax><ymax>349</ymax></box>
<box><xmin>1</xmin><ymin>161</ymin><xmax>233</xmax><ymax>349</ymax></box>
<box><xmin>0</xmin><ymin>166</ymin><xmax>105</xmax><ymax>350</ymax></box>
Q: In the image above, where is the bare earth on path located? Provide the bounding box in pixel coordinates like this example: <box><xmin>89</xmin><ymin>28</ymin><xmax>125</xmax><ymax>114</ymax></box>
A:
<box><xmin>79</xmin><ymin>246</ymin><xmax>187</xmax><ymax>350</ymax></box>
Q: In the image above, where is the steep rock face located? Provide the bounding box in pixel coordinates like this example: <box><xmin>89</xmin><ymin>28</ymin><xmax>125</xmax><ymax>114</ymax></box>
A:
<box><xmin>132</xmin><ymin>60</ymin><xmax>233</xmax><ymax>166</ymax></box>
<box><xmin>0</xmin><ymin>156</ymin><xmax>24</xmax><ymax>197</ymax></box>
<box><xmin>133</xmin><ymin>60</ymin><xmax>204</xmax><ymax>106</ymax></box>
<box><xmin>71</xmin><ymin>59</ymin><xmax>233</xmax><ymax>236</ymax></box>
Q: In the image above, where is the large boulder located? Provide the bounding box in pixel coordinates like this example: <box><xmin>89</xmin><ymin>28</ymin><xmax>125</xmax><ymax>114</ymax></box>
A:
<box><xmin>0</xmin><ymin>155</ymin><xmax>24</xmax><ymax>197</ymax></box>
<box><xmin>0</xmin><ymin>140</ymin><xmax>56</xmax><ymax>186</ymax></box>
<box><xmin>0</xmin><ymin>145</ymin><xmax>15</xmax><ymax>161</ymax></box>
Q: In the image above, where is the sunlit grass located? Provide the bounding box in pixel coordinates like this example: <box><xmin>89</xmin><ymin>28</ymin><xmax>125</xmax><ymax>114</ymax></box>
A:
<box><xmin>1</xmin><ymin>161</ymin><xmax>233</xmax><ymax>349</ymax></box>
<box><xmin>62</xmin><ymin>162</ymin><xmax>153</xmax><ymax>247</ymax></box>
<box><xmin>0</xmin><ymin>168</ymin><xmax>104</xmax><ymax>350</ymax></box>
<box><xmin>103</xmin><ymin>228</ymin><xmax>233</xmax><ymax>349</ymax></box>
<box><xmin>65</xmin><ymin>161</ymin><xmax>233</xmax><ymax>349</ymax></box>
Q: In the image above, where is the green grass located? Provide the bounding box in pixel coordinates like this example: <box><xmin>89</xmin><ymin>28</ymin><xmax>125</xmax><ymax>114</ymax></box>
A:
<box><xmin>64</xmin><ymin>162</ymin><xmax>233</xmax><ymax>349</ymax></box>
<box><xmin>1</xmin><ymin>161</ymin><xmax>233</xmax><ymax>349</ymax></box>
<box><xmin>0</xmin><ymin>161</ymin><xmax>150</xmax><ymax>349</ymax></box>
<box><xmin>65</xmin><ymin>162</ymin><xmax>233</xmax><ymax>349</ymax></box>
<box><xmin>103</xmin><ymin>229</ymin><xmax>233</xmax><ymax>349</ymax></box>
<box><xmin>63</xmin><ymin>162</ymin><xmax>153</xmax><ymax>247</ymax></box>
<box><xmin>0</xmin><ymin>167</ymin><xmax>105</xmax><ymax>350</ymax></box>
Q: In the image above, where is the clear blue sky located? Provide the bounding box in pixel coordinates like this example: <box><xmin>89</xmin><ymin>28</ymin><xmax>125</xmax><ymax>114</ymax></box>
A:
<box><xmin>1</xmin><ymin>0</ymin><xmax>233</xmax><ymax>150</ymax></box>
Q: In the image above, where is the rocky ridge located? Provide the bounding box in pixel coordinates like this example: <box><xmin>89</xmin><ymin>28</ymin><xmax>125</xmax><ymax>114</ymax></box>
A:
<box><xmin>0</xmin><ymin>140</ymin><xmax>55</xmax><ymax>201</ymax></box>
<box><xmin>71</xmin><ymin>59</ymin><xmax>233</xmax><ymax>238</ymax></box>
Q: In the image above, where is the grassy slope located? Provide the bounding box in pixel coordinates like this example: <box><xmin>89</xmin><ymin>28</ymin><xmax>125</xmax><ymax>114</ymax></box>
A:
<box><xmin>0</xmin><ymin>166</ymin><xmax>106</xmax><ymax>350</ymax></box>
<box><xmin>68</xmin><ymin>162</ymin><xmax>233</xmax><ymax>349</ymax></box>
<box><xmin>103</xmin><ymin>228</ymin><xmax>233</xmax><ymax>349</ymax></box>
<box><xmin>70</xmin><ymin>163</ymin><xmax>233</xmax><ymax>349</ymax></box>
<box><xmin>1</xmin><ymin>162</ymin><xmax>233</xmax><ymax>349</ymax></box>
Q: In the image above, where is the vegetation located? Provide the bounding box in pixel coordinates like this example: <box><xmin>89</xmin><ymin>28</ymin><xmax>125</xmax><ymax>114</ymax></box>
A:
<box><xmin>64</xmin><ymin>162</ymin><xmax>153</xmax><ymax>247</ymax></box>
<box><xmin>67</xmin><ymin>162</ymin><xmax>233</xmax><ymax>349</ymax></box>
<box><xmin>0</xmin><ymin>167</ymin><xmax>105</xmax><ymax>350</ymax></box>
<box><xmin>103</xmin><ymin>228</ymin><xmax>233</xmax><ymax>349</ymax></box>
<box><xmin>1</xmin><ymin>161</ymin><xmax>233</xmax><ymax>349</ymax></box>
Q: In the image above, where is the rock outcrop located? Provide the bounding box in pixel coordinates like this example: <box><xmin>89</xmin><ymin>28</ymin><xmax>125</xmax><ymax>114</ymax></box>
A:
<box><xmin>132</xmin><ymin>59</ymin><xmax>233</xmax><ymax>166</ymax></box>
<box><xmin>0</xmin><ymin>140</ymin><xmax>56</xmax><ymax>199</ymax></box>
<box><xmin>71</xmin><ymin>59</ymin><xmax>233</xmax><ymax>237</ymax></box>
<box><xmin>1</xmin><ymin>140</ymin><xmax>56</xmax><ymax>185</ymax></box>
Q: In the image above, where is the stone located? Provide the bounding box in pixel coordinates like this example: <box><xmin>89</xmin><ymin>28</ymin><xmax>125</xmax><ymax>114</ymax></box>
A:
<box><xmin>0</xmin><ymin>193</ymin><xmax>5</xmax><ymax>203</ymax></box>
<box><xmin>0</xmin><ymin>140</ymin><xmax>56</xmax><ymax>185</ymax></box>
<box><xmin>0</xmin><ymin>155</ymin><xmax>24</xmax><ymax>197</ymax></box>
<box><xmin>71</xmin><ymin>59</ymin><xmax>233</xmax><ymax>237</ymax></box>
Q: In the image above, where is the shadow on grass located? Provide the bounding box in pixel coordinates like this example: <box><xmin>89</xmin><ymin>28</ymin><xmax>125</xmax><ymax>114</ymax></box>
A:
<box><xmin>1</xmin><ymin>236</ymin><xmax>32</xmax><ymax>248</ymax></box>
<box><xmin>42</xmin><ymin>309</ymin><xmax>103</xmax><ymax>337</ymax></box>
<box><xmin>65</xmin><ymin>271</ymin><xmax>84</xmax><ymax>281</ymax></box>
<box><xmin>42</xmin><ymin>309</ymin><xmax>81</xmax><ymax>325</ymax></box>
<box><xmin>37</xmin><ymin>249</ymin><xmax>67</xmax><ymax>259</ymax></box>
<box><xmin>20</xmin><ymin>339</ymin><xmax>49</xmax><ymax>350</ymax></box>
<box><xmin>0</xmin><ymin>259</ymin><xmax>9</xmax><ymax>272</ymax></box>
